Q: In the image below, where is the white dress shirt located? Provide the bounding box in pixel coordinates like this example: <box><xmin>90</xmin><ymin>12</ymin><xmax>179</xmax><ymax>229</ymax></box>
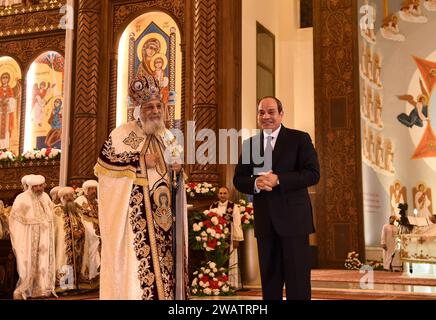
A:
<box><xmin>254</xmin><ymin>125</ymin><xmax>282</xmax><ymax>193</ymax></box>
<box><xmin>263</xmin><ymin>124</ymin><xmax>282</xmax><ymax>150</ymax></box>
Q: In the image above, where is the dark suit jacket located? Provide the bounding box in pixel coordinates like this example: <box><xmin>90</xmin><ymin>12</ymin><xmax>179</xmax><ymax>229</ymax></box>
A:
<box><xmin>233</xmin><ymin>126</ymin><xmax>320</xmax><ymax>237</ymax></box>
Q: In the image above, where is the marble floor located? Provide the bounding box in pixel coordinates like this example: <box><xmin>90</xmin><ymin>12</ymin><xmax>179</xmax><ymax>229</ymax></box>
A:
<box><xmin>20</xmin><ymin>269</ymin><xmax>436</xmax><ymax>300</ymax></box>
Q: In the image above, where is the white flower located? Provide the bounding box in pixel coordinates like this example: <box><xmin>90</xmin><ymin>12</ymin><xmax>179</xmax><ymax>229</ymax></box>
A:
<box><xmin>218</xmin><ymin>281</ymin><xmax>223</xmax><ymax>287</ymax></box>
<box><xmin>222</xmin><ymin>286</ymin><xmax>229</xmax><ymax>293</ymax></box>
<box><xmin>224</xmin><ymin>228</ymin><xmax>229</xmax><ymax>234</ymax></box>
<box><xmin>199</xmin><ymin>281</ymin><xmax>204</xmax><ymax>287</ymax></box>
<box><xmin>209</xmin><ymin>273</ymin><xmax>214</xmax><ymax>277</ymax></box>
<box><xmin>239</xmin><ymin>206</ymin><xmax>246</xmax><ymax>212</ymax></box>
<box><xmin>213</xmin><ymin>289</ymin><xmax>220</xmax><ymax>296</ymax></box>
<box><xmin>211</xmin><ymin>216</ymin><xmax>219</xmax><ymax>225</ymax></box>
<box><xmin>215</xmin><ymin>233</ymin><xmax>221</xmax><ymax>239</ymax></box>
<box><xmin>203</xmin><ymin>243</ymin><xmax>207</xmax><ymax>248</ymax></box>
<box><xmin>212</xmin><ymin>267</ymin><xmax>218</xmax><ymax>273</ymax></box>
<box><xmin>192</xmin><ymin>288</ymin><xmax>198</xmax><ymax>294</ymax></box>
<box><xmin>196</xmin><ymin>236</ymin><xmax>201</xmax><ymax>242</ymax></box>
<box><xmin>193</xmin><ymin>271</ymin><xmax>198</xmax><ymax>275</ymax></box>
<box><xmin>204</xmin><ymin>269</ymin><xmax>210</xmax><ymax>274</ymax></box>
<box><xmin>217</xmin><ymin>241</ymin><xmax>221</xmax><ymax>246</ymax></box>
<box><xmin>244</xmin><ymin>220</ymin><xmax>250</xmax><ymax>224</ymax></box>
<box><xmin>211</xmin><ymin>188</ymin><xmax>216</xmax><ymax>192</ymax></box>
<box><xmin>192</xmin><ymin>278</ymin><xmax>198</xmax><ymax>286</ymax></box>
<box><xmin>209</xmin><ymin>262</ymin><xmax>216</xmax><ymax>269</ymax></box>
<box><xmin>206</xmin><ymin>228</ymin><xmax>212</xmax><ymax>234</ymax></box>
<box><xmin>201</xmin><ymin>231</ymin><xmax>207</xmax><ymax>237</ymax></box>
<box><xmin>190</xmin><ymin>192</ymin><xmax>195</xmax><ymax>197</ymax></box>
<box><xmin>210</xmin><ymin>229</ymin><xmax>216</xmax><ymax>237</ymax></box>
<box><xmin>193</xmin><ymin>223</ymin><xmax>201</xmax><ymax>232</ymax></box>
<box><xmin>198</xmin><ymin>222</ymin><xmax>203</xmax><ymax>227</ymax></box>
<box><xmin>204</xmin><ymin>288</ymin><xmax>212</xmax><ymax>295</ymax></box>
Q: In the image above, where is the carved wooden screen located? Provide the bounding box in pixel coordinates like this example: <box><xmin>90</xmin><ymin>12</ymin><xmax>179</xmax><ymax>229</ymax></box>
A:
<box><xmin>0</xmin><ymin>1</ymin><xmax>65</xmax><ymax>203</ymax></box>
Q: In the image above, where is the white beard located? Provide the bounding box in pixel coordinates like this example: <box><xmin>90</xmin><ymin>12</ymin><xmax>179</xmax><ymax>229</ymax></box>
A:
<box><xmin>141</xmin><ymin>118</ymin><xmax>165</xmax><ymax>135</ymax></box>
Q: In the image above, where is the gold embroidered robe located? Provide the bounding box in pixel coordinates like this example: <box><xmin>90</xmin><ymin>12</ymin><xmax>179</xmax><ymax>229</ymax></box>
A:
<box><xmin>94</xmin><ymin>120</ymin><xmax>188</xmax><ymax>300</ymax></box>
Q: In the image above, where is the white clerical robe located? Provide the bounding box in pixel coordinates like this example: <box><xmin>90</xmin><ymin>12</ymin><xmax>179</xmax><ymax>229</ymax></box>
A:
<box><xmin>381</xmin><ymin>223</ymin><xmax>400</xmax><ymax>270</ymax></box>
<box><xmin>94</xmin><ymin>120</ymin><xmax>188</xmax><ymax>300</ymax></box>
<box><xmin>215</xmin><ymin>201</ymin><xmax>244</xmax><ymax>289</ymax></box>
<box><xmin>53</xmin><ymin>204</ymin><xmax>85</xmax><ymax>291</ymax></box>
<box><xmin>75</xmin><ymin>195</ymin><xmax>101</xmax><ymax>282</ymax></box>
<box><xmin>9</xmin><ymin>191</ymin><xmax>55</xmax><ymax>299</ymax></box>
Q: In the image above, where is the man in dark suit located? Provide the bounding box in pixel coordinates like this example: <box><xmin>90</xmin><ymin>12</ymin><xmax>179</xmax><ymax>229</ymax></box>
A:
<box><xmin>233</xmin><ymin>96</ymin><xmax>320</xmax><ymax>300</ymax></box>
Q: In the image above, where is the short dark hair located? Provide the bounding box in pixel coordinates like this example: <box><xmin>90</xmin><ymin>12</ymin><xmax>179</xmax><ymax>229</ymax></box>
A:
<box><xmin>258</xmin><ymin>96</ymin><xmax>283</xmax><ymax>113</ymax></box>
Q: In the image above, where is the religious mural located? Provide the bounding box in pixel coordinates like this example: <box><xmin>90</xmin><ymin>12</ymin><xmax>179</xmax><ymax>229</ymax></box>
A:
<box><xmin>25</xmin><ymin>51</ymin><xmax>64</xmax><ymax>151</ymax></box>
<box><xmin>0</xmin><ymin>56</ymin><xmax>21</xmax><ymax>155</ymax></box>
<box><xmin>359</xmin><ymin>0</ymin><xmax>436</xmax><ymax>246</ymax></box>
<box><xmin>116</xmin><ymin>11</ymin><xmax>182</xmax><ymax>129</ymax></box>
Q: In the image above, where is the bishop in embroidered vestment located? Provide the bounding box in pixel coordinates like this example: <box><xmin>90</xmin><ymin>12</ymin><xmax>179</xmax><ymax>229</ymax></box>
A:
<box><xmin>53</xmin><ymin>187</ymin><xmax>85</xmax><ymax>292</ymax></box>
<box><xmin>94</xmin><ymin>74</ymin><xmax>188</xmax><ymax>300</ymax></box>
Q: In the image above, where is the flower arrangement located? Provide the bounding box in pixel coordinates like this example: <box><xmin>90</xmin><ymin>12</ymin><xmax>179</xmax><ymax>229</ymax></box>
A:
<box><xmin>185</xmin><ymin>182</ymin><xmax>216</xmax><ymax>199</ymax></box>
<box><xmin>239</xmin><ymin>199</ymin><xmax>254</xmax><ymax>230</ymax></box>
<box><xmin>344</xmin><ymin>251</ymin><xmax>363</xmax><ymax>270</ymax></box>
<box><xmin>190</xmin><ymin>261</ymin><xmax>234</xmax><ymax>296</ymax></box>
<box><xmin>20</xmin><ymin>148</ymin><xmax>61</xmax><ymax>161</ymax></box>
<box><xmin>190</xmin><ymin>208</ymin><xmax>230</xmax><ymax>252</ymax></box>
<box><xmin>0</xmin><ymin>149</ymin><xmax>16</xmax><ymax>163</ymax></box>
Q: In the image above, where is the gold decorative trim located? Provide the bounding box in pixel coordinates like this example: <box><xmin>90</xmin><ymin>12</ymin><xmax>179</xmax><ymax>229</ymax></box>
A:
<box><xmin>123</xmin><ymin>131</ymin><xmax>144</xmax><ymax>150</ymax></box>
<box><xmin>400</xmin><ymin>258</ymin><xmax>436</xmax><ymax>265</ymax></box>
<box><xmin>134</xmin><ymin>177</ymin><xmax>148</xmax><ymax>187</ymax></box>
<box><xmin>93</xmin><ymin>161</ymin><xmax>137</xmax><ymax>180</ymax></box>
<box><xmin>140</xmin><ymin>135</ymin><xmax>166</xmax><ymax>300</ymax></box>
<box><xmin>0</xmin><ymin>24</ymin><xmax>63</xmax><ymax>38</ymax></box>
<box><xmin>0</xmin><ymin>2</ymin><xmax>64</xmax><ymax>17</ymax></box>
